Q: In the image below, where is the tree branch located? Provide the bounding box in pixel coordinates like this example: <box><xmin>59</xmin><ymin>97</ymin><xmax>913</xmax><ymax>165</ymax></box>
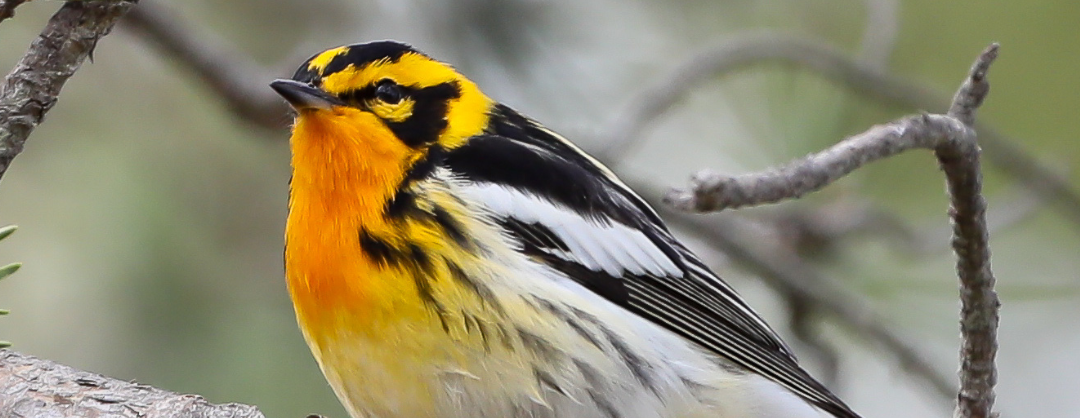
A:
<box><xmin>666</xmin><ymin>44</ymin><xmax>1001</xmax><ymax>418</ymax></box>
<box><xmin>943</xmin><ymin>45</ymin><xmax>999</xmax><ymax>418</ymax></box>
<box><xmin>0</xmin><ymin>350</ymin><xmax>266</xmax><ymax>418</ymax></box>
<box><xmin>663</xmin><ymin>113</ymin><xmax>971</xmax><ymax>211</ymax></box>
<box><xmin>0</xmin><ymin>0</ymin><xmax>138</xmax><ymax>181</ymax></box>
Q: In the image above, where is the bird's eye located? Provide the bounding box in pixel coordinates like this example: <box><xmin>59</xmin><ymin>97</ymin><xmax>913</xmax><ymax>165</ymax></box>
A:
<box><xmin>375</xmin><ymin>80</ymin><xmax>403</xmax><ymax>104</ymax></box>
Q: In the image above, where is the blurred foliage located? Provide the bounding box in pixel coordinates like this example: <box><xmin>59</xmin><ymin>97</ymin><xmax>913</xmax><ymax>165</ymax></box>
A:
<box><xmin>0</xmin><ymin>1</ymin><xmax>1078</xmax><ymax>418</ymax></box>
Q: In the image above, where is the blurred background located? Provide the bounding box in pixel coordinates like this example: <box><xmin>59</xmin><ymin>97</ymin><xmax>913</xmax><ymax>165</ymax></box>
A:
<box><xmin>1</xmin><ymin>0</ymin><xmax>1078</xmax><ymax>417</ymax></box>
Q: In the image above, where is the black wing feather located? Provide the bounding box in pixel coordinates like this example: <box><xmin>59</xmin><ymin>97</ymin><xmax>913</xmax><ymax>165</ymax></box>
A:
<box><xmin>442</xmin><ymin>104</ymin><xmax>860</xmax><ymax>418</ymax></box>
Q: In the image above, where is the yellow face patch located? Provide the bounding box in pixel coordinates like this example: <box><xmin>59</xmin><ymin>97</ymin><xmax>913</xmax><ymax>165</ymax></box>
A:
<box><xmin>368</xmin><ymin>96</ymin><xmax>416</xmax><ymax>123</ymax></box>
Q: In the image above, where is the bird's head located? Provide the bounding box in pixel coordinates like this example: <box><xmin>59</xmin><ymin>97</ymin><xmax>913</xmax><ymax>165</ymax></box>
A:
<box><xmin>272</xmin><ymin>41</ymin><xmax>493</xmax><ymax>157</ymax></box>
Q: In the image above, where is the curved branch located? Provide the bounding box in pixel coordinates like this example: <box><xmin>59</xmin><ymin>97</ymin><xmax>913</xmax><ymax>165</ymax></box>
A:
<box><xmin>0</xmin><ymin>0</ymin><xmax>138</xmax><ymax>181</ymax></box>
<box><xmin>664</xmin><ymin>113</ymin><xmax>970</xmax><ymax>211</ymax></box>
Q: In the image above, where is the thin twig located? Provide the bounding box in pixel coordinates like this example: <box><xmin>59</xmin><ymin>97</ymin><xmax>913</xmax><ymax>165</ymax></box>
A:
<box><xmin>0</xmin><ymin>0</ymin><xmax>139</xmax><ymax>181</ymax></box>
<box><xmin>599</xmin><ymin>33</ymin><xmax>1080</xmax><ymax>230</ymax></box>
<box><xmin>943</xmin><ymin>44</ymin><xmax>999</xmax><ymax>418</ymax></box>
<box><xmin>120</xmin><ymin>1</ymin><xmax>288</xmax><ymax>129</ymax></box>
<box><xmin>0</xmin><ymin>0</ymin><xmax>28</xmax><ymax>25</ymax></box>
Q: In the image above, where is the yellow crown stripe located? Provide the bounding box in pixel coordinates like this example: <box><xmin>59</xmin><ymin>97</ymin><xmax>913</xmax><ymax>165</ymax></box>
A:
<box><xmin>307</xmin><ymin>46</ymin><xmax>350</xmax><ymax>73</ymax></box>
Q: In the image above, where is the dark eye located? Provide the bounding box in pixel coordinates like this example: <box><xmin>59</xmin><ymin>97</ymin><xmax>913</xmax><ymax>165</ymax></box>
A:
<box><xmin>375</xmin><ymin>80</ymin><xmax>403</xmax><ymax>104</ymax></box>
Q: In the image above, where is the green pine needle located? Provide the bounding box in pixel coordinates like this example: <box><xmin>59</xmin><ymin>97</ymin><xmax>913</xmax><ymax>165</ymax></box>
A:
<box><xmin>0</xmin><ymin>263</ymin><xmax>20</xmax><ymax>281</ymax></box>
<box><xmin>0</xmin><ymin>225</ymin><xmax>15</xmax><ymax>242</ymax></box>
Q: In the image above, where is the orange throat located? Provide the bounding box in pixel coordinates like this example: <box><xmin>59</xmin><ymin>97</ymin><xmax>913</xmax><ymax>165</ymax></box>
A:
<box><xmin>284</xmin><ymin>107</ymin><xmax>422</xmax><ymax>339</ymax></box>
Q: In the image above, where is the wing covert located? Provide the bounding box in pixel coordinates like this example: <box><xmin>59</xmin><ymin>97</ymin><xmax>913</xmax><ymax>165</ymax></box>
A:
<box><xmin>440</xmin><ymin>104</ymin><xmax>860</xmax><ymax>418</ymax></box>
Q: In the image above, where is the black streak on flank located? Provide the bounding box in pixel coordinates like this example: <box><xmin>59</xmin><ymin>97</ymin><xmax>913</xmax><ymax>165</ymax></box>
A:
<box><xmin>571</xmin><ymin>306</ymin><xmax>658</xmax><ymax>395</ymax></box>
<box><xmin>495</xmin><ymin>323</ymin><xmax>515</xmax><ymax>350</ymax></box>
<box><xmin>447</xmin><ymin>261</ymin><xmax>504</xmax><ymax>314</ymax></box>
<box><xmin>534</xmin><ymin>367</ymin><xmax>574</xmax><ymax>400</ymax></box>
<box><xmin>517</xmin><ymin>327</ymin><xmax>561</xmax><ymax>363</ymax></box>
<box><xmin>357</xmin><ymin>229</ymin><xmax>449</xmax><ymax>331</ymax></box>
<box><xmin>359</xmin><ymin>229</ymin><xmax>398</xmax><ymax>267</ymax></box>
<box><xmin>588</xmin><ymin>390</ymin><xmax>622</xmax><ymax>418</ymax></box>
<box><xmin>531</xmin><ymin>296</ymin><xmax>605</xmax><ymax>351</ymax></box>
<box><xmin>597</xmin><ymin>325</ymin><xmax>658</xmax><ymax>395</ymax></box>
<box><xmin>475</xmin><ymin>319</ymin><xmax>492</xmax><ymax>351</ymax></box>
<box><xmin>433</xmin><ymin>206</ymin><xmax>470</xmax><ymax>249</ymax></box>
<box><xmin>573</xmin><ymin>358</ymin><xmax>604</xmax><ymax>389</ymax></box>
<box><xmin>384</xmin><ymin>190</ymin><xmax>421</xmax><ymax>219</ymax></box>
<box><xmin>405</xmin><ymin>243</ymin><xmax>449</xmax><ymax>332</ymax></box>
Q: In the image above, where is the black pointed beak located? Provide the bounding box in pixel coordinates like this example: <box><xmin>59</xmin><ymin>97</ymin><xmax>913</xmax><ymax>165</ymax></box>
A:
<box><xmin>270</xmin><ymin>79</ymin><xmax>344</xmax><ymax>110</ymax></box>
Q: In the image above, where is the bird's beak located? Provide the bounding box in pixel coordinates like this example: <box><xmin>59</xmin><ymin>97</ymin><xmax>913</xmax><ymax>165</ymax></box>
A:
<box><xmin>270</xmin><ymin>79</ymin><xmax>344</xmax><ymax>111</ymax></box>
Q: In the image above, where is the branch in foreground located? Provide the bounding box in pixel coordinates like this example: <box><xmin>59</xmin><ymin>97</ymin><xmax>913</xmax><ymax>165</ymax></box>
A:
<box><xmin>601</xmin><ymin>33</ymin><xmax>1080</xmax><ymax>231</ymax></box>
<box><xmin>0</xmin><ymin>0</ymin><xmax>138</xmax><ymax>181</ymax></box>
<box><xmin>667</xmin><ymin>44</ymin><xmax>1001</xmax><ymax>418</ymax></box>
<box><xmin>0</xmin><ymin>350</ymin><xmax>265</xmax><ymax>418</ymax></box>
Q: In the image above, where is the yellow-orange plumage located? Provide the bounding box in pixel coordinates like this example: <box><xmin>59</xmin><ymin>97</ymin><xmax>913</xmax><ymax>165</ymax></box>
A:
<box><xmin>286</xmin><ymin>105</ymin><xmax>424</xmax><ymax>336</ymax></box>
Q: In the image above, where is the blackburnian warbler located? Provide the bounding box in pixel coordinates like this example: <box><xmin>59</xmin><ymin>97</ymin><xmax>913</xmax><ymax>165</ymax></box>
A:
<box><xmin>271</xmin><ymin>41</ymin><xmax>860</xmax><ymax>418</ymax></box>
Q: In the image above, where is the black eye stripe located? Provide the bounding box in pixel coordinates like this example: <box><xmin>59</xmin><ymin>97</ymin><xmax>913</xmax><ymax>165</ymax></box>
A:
<box><xmin>328</xmin><ymin>81</ymin><xmax>462</xmax><ymax>147</ymax></box>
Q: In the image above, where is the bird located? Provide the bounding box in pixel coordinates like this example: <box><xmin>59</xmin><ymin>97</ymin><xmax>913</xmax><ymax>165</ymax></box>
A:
<box><xmin>271</xmin><ymin>40</ymin><xmax>860</xmax><ymax>418</ymax></box>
